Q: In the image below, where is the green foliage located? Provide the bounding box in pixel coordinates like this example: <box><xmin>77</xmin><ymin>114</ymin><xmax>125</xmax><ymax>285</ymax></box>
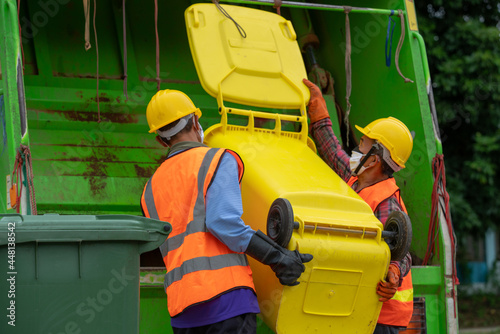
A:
<box><xmin>415</xmin><ymin>1</ymin><xmax>500</xmax><ymax>237</ymax></box>
<box><xmin>458</xmin><ymin>288</ymin><xmax>500</xmax><ymax>328</ymax></box>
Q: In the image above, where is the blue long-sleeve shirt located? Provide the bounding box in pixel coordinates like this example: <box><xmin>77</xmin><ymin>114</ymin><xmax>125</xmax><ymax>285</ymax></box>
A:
<box><xmin>205</xmin><ymin>152</ymin><xmax>256</xmax><ymax>252</ymax></box>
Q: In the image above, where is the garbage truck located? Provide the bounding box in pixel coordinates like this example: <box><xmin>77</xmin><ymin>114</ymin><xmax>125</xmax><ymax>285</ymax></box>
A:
<box><xmin>0</xmin><ymin>0</ymin><xmax>458</xmax><ymax>333</ymax></box>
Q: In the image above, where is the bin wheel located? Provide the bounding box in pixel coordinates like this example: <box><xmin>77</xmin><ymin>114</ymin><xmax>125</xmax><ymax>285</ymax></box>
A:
<box><xmin>384</xmin><ymin>211</ymin><xmax>412</xmax><ymax>262</ymax></box>
<box><xmin>267</xmin><ymin>198</ymin><xmax>294</xmax><ymax>248</ymax></box>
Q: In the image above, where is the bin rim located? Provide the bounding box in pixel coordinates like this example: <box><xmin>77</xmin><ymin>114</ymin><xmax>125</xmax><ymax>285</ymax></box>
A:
<box><xmin>0</xmin><ymin>214</ymin><xmax>171</xmax><ymax>253</ymax></box>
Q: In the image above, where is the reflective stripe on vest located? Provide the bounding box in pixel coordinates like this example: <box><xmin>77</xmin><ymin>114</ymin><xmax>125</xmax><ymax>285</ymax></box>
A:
<box><xmin>141</xmin><ymin>146</ymin><xmax>255</xmax><ymax>316</ymax></box>
<box><xmin>392</xmin><ymin>285</ymin><xmax>414</xmax><ymax>303</ymax></box>
<box><xmin>143</xmin><ymin>177</ymin><xmax>159</xmax><ymax>220</ymax></box>
<box><xmin>347</xmin><ymin>176</ymin><xmax>414</xmax><ymax>327</ymax></box>
<box><xmin>165</xmin><ymin>253</ymin><xmax>249</xmax><ymax>286</ymax></box>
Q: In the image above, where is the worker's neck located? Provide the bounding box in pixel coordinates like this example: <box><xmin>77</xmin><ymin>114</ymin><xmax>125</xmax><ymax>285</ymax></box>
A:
<box><xmin>356</xmin><ymin>170</ymin><xmax>388</xmax><ymax>191</ymax></box>
<box><xmin>169</xmin><ymin>130</ymin><xmax>200</xmax><ymax>146</ymax></box>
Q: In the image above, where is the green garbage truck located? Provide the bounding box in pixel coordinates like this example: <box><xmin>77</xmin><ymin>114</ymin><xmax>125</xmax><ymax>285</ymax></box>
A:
<box><xmin>0</xmin><ymin>0</ymin><xmax>458</xmax><ymax>333</ymax></box>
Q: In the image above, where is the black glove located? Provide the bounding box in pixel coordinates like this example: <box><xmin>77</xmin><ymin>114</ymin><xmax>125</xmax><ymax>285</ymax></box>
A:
<box><xmin>245</xmin><ymin>230</ymin><xmax>313</xmax><ymax>286</ymax></box>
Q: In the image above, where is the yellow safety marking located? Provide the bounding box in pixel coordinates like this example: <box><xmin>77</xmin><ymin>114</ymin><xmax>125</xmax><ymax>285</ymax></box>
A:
<box><xmin>392</xmin><ymin>288</ymin><xmax>414</xmax><ymax>302</ymax></box>
<box><xmin>405</xmin><ymin>0</ymin><xmax>419</xmax><ymax>31</ymax></box>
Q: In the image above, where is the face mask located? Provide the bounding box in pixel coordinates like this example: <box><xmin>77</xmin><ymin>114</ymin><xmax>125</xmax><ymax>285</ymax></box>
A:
<box><xmin>350</xmin><ymin>147</ymin><xmax>367</xmax><ymax>176</ymax></box>
<box><xmin>197</xmin><ymin>121</ymin><xmax>204</xmax><ymax>143</ymax></box>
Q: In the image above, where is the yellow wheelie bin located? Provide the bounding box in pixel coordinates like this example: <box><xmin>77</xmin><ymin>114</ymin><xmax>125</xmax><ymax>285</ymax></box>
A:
<box><xmin>185</xmin><ymin>4</ymin><xmax>393</xmax><ymax>333</ymax></box>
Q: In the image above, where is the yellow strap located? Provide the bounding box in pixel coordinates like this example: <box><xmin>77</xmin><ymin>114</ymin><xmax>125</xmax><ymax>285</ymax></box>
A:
<box><xmin>391</xmin><ymin>288</ymin><xmax>414</xmax><ymax>303</ymax></box>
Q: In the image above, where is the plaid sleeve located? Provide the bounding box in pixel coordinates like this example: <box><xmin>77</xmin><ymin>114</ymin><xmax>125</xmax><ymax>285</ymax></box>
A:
<box><xmin>310</xmin><ymin>118</ymin><xmax>352</xmax><ymax>182</ymax></box>
<box><xmin>373</xmin><ymin>196</ymin><xmax>402</xmax><ymax>225</ymax></box>
<box><xmin>375</xmin><ymin>196</ymin><xmax>412</xmax><ymax>280</ymax></box>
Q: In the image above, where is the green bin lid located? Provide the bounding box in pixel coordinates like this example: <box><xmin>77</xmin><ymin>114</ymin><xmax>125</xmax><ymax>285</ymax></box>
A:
<box><xmin>0</xmin><ymin>214</ymin><xmax>171</xmax><ymax>253</ymax></box>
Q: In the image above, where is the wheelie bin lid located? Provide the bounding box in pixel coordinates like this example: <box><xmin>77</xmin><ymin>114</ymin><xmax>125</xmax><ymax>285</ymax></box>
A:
<box><xmin>0</xmin><ymin>214</ymin><xmax>171</xmax><ymax>254</ymax></box>
<box><xmin>185</xmin><ymin>3</ymin><xmax>309</xmax><ymax>109</ymax></box>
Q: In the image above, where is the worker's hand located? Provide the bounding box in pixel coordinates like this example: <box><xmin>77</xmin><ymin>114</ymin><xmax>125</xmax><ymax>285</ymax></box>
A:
<box><xmin>303</xmin><ymin>78</ymin><xmax>330</xmax><ymax>123</ymax></box>
<box><xmin>376</xmin><ymin>264</ymin><xmax>400</xmax><ymax>302</ymax></box>
<box><xmin>245</xmin><ymin>230</ymin><xmax>313</xmax><ymax>286</ymax></box>
<box><xmin>272</xmin><ymin>249</ymin><xmax>313</xmax><ymax>286</ymax></box>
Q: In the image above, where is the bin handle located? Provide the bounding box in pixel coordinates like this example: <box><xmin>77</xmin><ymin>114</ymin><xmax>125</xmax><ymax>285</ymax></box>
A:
<box><xmin>189</xmin><ymin>6</ymin><xmax>200</xmax><ymax>28</ymax></box>
<box><xmin>216</xmin><ymin>74</ymin><xmax>308</xmax><ymax>142</ymax></box>
<box><xmin>0</xmin><ymin>213</ymin><xmax>24</xmax><ymax>220</ymax></box>
<box><xmin>280</xmin><ymin>20</ymin><xmax>297</xmax><ymax>41</ymax></box>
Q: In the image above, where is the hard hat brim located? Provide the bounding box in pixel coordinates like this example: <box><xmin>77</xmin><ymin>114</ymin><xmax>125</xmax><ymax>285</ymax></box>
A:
<box><xmin>355</xmin><ymin>124</ymin><xmax>368</xmax><ymax>137</ymax></box>
<box><xmin>148</xmin><ymin>108</ymin><xmax>202</xmax><ymax>133</ymax></box>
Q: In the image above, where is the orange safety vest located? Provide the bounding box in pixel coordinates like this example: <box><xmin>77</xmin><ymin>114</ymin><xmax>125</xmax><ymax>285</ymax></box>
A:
<box><xmin>141</xmin><ymin>145</ymin><xmax>256</xmax><ymax>317</ymax></box>
<box><xmin>348</xmin><ymin>177</ymin><xmax>414</xmax><ymax>327</ymax></box>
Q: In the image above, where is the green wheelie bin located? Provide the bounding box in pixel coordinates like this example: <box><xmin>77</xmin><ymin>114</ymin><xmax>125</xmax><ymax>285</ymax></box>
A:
<box><xmin>0</xmin><ymin>214</ymin><xmax>171</xmax><ymax>334</ymax></box>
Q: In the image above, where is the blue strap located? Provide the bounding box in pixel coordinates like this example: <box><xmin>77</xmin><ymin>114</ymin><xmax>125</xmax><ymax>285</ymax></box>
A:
<box><xmin>0</xmin><ymin>95</ymin><xmax>6</xmax><ymax>158</ymax></box>
<box><xmin>385</xmin><ymin>11</ymin><xmax>396</xmax><ymax>67</ymax></box>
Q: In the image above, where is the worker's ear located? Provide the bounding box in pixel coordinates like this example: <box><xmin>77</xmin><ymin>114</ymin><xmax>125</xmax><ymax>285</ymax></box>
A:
<box><xmin>193</xmin><ymin>115</ymin><xmax>200</xmax><ymax>131</ymax></box>
<box><xmin>365</xmin><ymin>155</ymin><xmax>380</xmax><ymax>169</ymax></box>
<box><xmin>156</xmin><ymin>135</ymin><xmax>170</xmax><ymax>148</ymax></box>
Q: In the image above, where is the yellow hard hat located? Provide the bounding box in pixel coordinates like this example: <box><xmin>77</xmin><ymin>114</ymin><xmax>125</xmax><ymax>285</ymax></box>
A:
<box><xmin>355</xmin><ymin>117</ymin><xmax>413</xmax><ymax>168</ymax></box>
<box><xmin>146</xmin><ymin>89</ymin><xmax>202</xmax><ymax>133</ymax></box>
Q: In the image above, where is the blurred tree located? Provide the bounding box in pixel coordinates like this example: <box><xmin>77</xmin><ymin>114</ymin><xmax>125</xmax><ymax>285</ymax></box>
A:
<box><xmin>414</xmin><ymin>1</ymin><xmax>500</xmax><ymax>237</ymax></box>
